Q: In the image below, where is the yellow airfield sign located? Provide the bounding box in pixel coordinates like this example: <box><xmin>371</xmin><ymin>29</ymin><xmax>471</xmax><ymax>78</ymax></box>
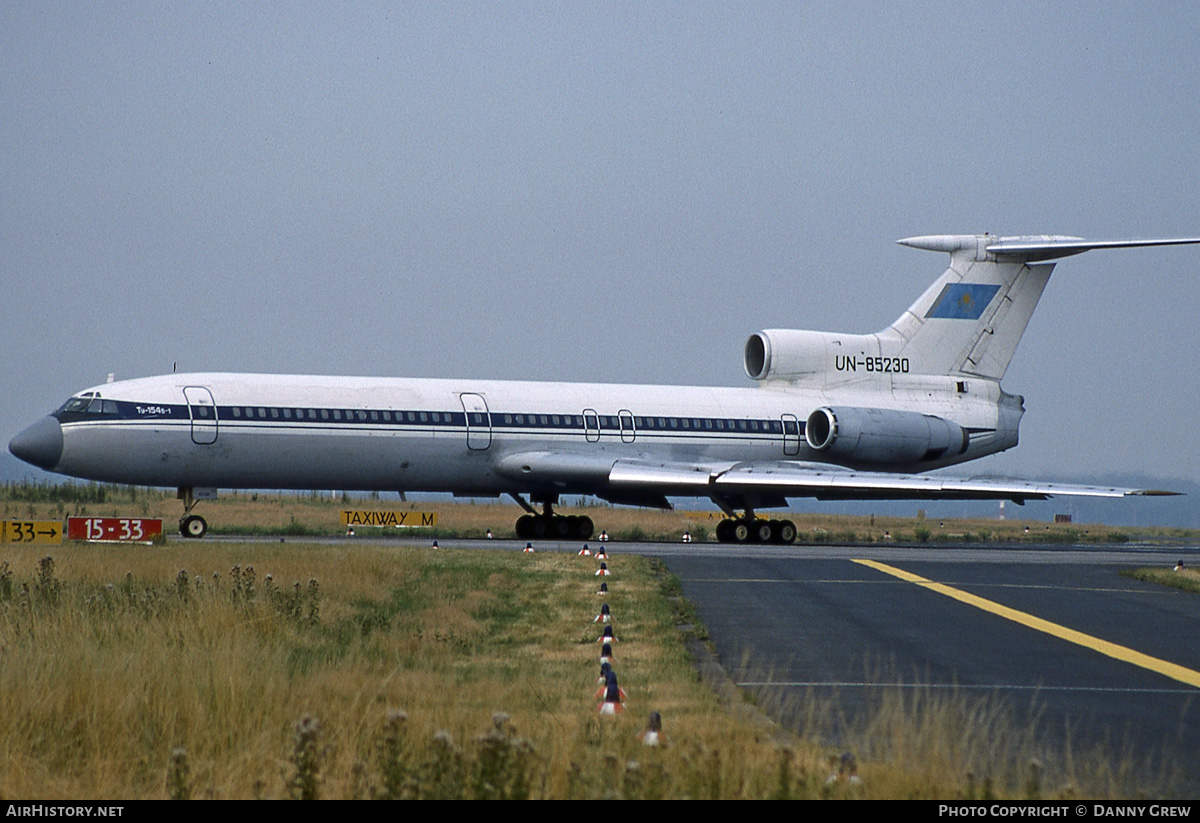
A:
<box><xmin>341</xmin><ymin>510</ymin><xmax>438</xmax><ymax>528</ymax></box>
<box><xmin>1</xmin><ymin>520</ymin><xmax>64</xmax><ymax>544</ymax></box>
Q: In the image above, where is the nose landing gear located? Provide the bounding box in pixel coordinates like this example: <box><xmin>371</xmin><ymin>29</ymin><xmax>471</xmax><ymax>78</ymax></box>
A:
<box><xmin>177</xmin><ymin>487</ymin><xmax>212</xmax><ymax>539</ymax></box>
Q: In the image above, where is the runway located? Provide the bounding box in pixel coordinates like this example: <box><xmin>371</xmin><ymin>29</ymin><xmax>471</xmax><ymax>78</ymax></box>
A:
<box><xmin>649</xmin><ymin>541</ymin><xmax>1200</xmax><ymax>792</ymax></box>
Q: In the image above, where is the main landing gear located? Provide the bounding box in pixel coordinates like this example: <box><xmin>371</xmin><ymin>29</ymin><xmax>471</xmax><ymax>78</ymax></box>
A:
<box><xmin>511</xmin><ymin>494</ymin><xmax>594</xmax><ymax>541</ymax></box>
<box><xmin>714</xmin><ymin>517</ymin><xmax>797</xmax><ymax>544</ymax></box>
<box><xmin>711</xmin><ymin>498</ymin><xmax>797</xmax><ymax>545</ymax></box>
<box><xmin>177</xmin><ymin>487</ymin><xmax>208</xmax><ymax>539</ymax></box>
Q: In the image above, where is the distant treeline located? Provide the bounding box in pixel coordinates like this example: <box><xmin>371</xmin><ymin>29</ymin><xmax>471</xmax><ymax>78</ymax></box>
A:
<box><xmin>0</xmin><ymin>480</ymin><xmax>169</xmax><ymax>504</ymax></box>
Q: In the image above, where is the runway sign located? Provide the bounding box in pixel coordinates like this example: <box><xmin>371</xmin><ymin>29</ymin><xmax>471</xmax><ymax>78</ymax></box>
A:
<box><xmin>1</xmin><ymin>520</ymin><xmax>64</xmax><ymax>544</ymax></box>
<box><xmin>67</xmin><ymin>517</ymin><xmax>162</xmax><ymax>543</ymax></box>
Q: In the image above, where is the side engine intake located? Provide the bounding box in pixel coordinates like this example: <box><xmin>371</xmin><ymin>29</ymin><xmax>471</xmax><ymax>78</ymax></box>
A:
<box><xmin>805</xmin><ymin>406</ymin><xmax>968</xmax><ymax>465</ymax></box>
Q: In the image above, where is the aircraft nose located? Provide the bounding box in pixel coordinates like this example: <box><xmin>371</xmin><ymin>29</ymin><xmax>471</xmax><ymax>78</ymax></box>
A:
<box><xmin>9</xmin><ymin>416</ymin><xmax>64</xmax><ymax>471</ymax></box>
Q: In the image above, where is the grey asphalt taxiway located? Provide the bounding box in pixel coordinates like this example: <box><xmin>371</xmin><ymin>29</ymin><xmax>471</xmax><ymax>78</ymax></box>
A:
<box><xmin>646</xmin><ymin>541</ymin><xmax>1200</xmax><ymax>792</ymax></box>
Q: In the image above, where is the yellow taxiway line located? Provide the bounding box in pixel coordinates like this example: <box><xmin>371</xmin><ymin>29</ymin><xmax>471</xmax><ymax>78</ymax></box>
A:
<box><xmin>852</xmin><ymin>558</ymin><xmax>1200</xmax><ymax>689</ymax></box>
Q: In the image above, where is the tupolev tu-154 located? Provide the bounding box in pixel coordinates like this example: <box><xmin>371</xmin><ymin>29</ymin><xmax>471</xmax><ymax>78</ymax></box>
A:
<box><xmin>10</xmin><ymin>234</ymin><xmax>1197</xmax><ymax>541</ymax></box>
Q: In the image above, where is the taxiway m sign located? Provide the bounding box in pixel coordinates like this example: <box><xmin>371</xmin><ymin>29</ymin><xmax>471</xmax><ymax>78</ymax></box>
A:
<box><xmin>341</xmin><ymin>510</ymin><xmax>438</xmax><ymax>528</ymax></box>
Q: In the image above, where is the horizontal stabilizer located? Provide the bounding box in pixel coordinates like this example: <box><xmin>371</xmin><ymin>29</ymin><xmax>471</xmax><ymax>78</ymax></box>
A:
<box><xmin>899</xmin><ymin>234</ymin><xmax>1200</xmax><ymax>262</ymax></box>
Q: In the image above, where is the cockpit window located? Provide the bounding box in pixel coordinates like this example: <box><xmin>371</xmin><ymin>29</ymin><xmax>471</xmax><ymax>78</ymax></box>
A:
<box><xmin>57</xmin><ymin>394</ymin><xmax>119</xmax><ymax>416</ymax></box>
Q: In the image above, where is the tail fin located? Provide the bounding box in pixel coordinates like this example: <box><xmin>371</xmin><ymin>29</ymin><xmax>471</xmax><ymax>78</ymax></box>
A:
<box><xmin>743</xmin><ymin>235</ymin><xmax>1198</xmax><ymax>385</ymax></box>
<box><xmin>887</xmin><ymin>234</ymin><xmax>1200</xmax><ymax>380</ymax></box>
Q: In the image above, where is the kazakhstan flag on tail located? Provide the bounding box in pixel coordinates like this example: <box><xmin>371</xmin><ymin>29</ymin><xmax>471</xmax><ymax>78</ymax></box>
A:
<box><xmin>925</xmin><ymin>283</ymin><xmax>1001</xmax><ymax>320</ymax></box>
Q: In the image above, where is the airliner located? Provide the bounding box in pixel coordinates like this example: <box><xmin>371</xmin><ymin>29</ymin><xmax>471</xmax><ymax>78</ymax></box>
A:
<box><xmin>10</xmin><ymin>234</ymin><xmax>1196</xmax><ymax>542</ymax></box>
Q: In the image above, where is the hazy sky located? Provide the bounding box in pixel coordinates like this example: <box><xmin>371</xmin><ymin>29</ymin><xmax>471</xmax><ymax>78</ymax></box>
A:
<box><xmin>3</xmin><ymin>2</ymin><xmax>1199</xmax><ymax>484</ymax></box>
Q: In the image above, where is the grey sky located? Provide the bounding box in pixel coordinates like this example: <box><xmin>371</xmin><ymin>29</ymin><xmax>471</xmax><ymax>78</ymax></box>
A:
<box><xmin>3</xmin><ymin>2</ymin><xmax>1199</xmax><ymax>485</ymax></box>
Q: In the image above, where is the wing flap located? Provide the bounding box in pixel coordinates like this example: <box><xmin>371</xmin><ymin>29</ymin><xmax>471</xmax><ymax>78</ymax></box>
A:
<box><xmin>607</xmin><ymin>460</ymin><xmax>724</xmax><ymax>489</ymax></box>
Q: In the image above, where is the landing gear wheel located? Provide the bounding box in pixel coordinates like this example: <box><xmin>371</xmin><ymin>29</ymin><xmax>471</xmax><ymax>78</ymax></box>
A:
<box><xmin>515</xmin><ymin>515</ymin><xmax>532</xmax><ymax>539</ymax></box>
<box><xmin>551</xmin><ymin>516</ymin><xmax>572</xmax><ymax>539</ymax></box>
<box><xmin>180</xmin><ymin>515</ymin><xmax>207</xmax><ymax>539</ymax></box>
<box><xmin>510</xmin><ymin>497</ymin><xmax>596</xmax><ymax>542</ymax></box>
<box><xmin>753</xmin><ymin>520</ymin><xmax>774</xmax><ymax>544</ymax></box>
<box><xmin>577</xmin><ymin>516</ymin><xmax>595</xmax><ymax>541</ymax></box>
<box><xmin>731</xmin><ymin>520</ymin><xmax>751</xmax><ymax>544</ymax></box>
<box><xmin>777</xmin><ymin>520</ymin><xmax>797</xmax><ymax>544</ymax></box>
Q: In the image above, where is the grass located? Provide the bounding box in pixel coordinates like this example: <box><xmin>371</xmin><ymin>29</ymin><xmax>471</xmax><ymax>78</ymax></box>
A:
<box><xmin>0</xmin><ymin>541</ymin><xmax>1171</xmax><ymax>799</ymax></box>
<box><xmin>0</xmin><ymin>542</ymin><xmax>796</xmax><ymax>798</ymax></box>
<box><xmin>1123</xmin><ymin>566</ymin><xmax>1200</xmax><ymax>596</ymax></box>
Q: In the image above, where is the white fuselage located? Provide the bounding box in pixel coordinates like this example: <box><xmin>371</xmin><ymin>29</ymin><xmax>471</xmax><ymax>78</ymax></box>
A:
<box><xmin>45</xmin><ymin>371</ymin><xmax>1017</xmax><ymax>503</ymax></box>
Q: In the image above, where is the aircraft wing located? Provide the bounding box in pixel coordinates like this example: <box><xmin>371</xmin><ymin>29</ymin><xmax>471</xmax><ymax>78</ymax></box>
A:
<box><xmin>606</xmin><ymin>459</ymin><xmax>1177</xmax><ymax>504</ymax></box>
<box><xmin>498</xmin><ymin>452</ymin><xmax>1177</xmax><ymax>506</ymax></box>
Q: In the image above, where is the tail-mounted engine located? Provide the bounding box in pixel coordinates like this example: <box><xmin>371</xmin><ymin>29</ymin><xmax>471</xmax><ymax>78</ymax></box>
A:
<box><xmin>805</xmin><ymin>406</ymin><xmax>968</xmax><ymax>465</ymax></box>
<box><xmin>744</xmin><ymin>329</ymin><xmax>888</xmax><ymax>382</ymax></box>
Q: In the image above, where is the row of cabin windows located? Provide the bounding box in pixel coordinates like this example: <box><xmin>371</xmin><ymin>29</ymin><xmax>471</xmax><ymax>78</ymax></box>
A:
<box><xmin>226</xmin><ymin>407</ymin><xmax>456</xmax><ymax>423</ymax></box>
<box><xmin>499</xmin><ymin>415</ymin><xmax>781</xmax><ymax>432</ymax></box>
<box><xmin>635</xmin><ymin>417</ymin><xmax>784</xmax><ymax>433</ymax></box>
<box><xmin>217</xmin><ymin>406</ymin><xmax>787</xmax><ymax>434</ymax></box>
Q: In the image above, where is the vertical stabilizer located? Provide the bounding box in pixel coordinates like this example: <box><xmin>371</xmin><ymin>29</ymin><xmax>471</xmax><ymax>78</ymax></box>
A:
<box><xmin>745</xmin><ymin>235</ymin><xmax>1198</xmax><ymax>385</ymax></box>
<box><xmin>889</xmin><ymin>234</ymin><xmax>1200</xmax><ymax>380</ymax></box>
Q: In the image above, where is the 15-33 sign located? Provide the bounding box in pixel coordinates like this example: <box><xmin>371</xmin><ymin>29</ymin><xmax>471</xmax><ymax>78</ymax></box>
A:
<box><xmin>67</xmin><ymin>517</ymin><xmax>162</xmax><ymax>543</ymax></box>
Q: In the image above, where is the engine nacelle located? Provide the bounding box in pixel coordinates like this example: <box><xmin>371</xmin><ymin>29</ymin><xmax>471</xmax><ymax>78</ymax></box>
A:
<box><xmin>744</xmin><ymin>329</ymin><xmax>885</xmax><ymax>382</ymax></box>
<box><xmin>805</xmin><ymin>406</ymin><xmax>968</xmax><ymax>465</ymax></box>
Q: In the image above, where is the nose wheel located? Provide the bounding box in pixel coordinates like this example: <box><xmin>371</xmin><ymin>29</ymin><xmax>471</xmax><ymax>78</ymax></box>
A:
<box><xmin>180</xmin><ymin>515</ymin><xmax>208</xmax><ymax>539</ymax></box>
<box><xmin>177</xmin><ymin>487</ymin><xmax>211</xmax><ymax>539</ymax></box>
